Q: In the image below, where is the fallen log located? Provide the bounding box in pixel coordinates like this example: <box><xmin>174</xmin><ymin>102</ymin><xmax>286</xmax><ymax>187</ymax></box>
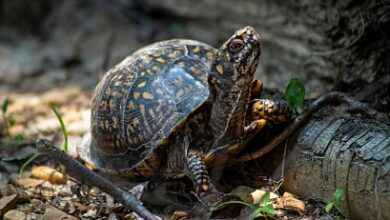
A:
<box><xmin>263</xmin><ymin>108</ymin><xmax>389</xmax><ymax>220</ymax></box>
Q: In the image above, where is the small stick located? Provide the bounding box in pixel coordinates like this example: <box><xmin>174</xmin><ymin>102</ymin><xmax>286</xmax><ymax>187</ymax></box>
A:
<box><xmin>230</xmin><ymin>92</ymin><xmax>371</xmax><ymax>164</ymax></box>
<box><xmin>35</xmin><ymin>138</ymin><xmax>158</xmax><ymax>220</ymax></box>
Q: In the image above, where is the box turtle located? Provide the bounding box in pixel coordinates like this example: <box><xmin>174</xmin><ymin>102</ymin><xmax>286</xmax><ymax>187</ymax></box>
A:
<box><xmin>78</xmin><ymin>26</ymin><xmax>293</xmax><ymax>199</ymax></box>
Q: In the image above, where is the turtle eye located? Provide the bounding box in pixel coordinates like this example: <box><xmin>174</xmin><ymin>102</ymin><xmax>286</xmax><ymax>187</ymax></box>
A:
<box><xmin>229</xmin><ymin>39</ymin><xmax>245</xmax><ymax>53</ymax></box>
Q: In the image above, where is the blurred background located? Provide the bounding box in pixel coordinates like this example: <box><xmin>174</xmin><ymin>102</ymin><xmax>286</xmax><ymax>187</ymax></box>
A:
<box><xmin>1</xmin><ymin>0</ymin><xmax>388</xmax><ymax>96</ymax></box>
<box><xmin>0</xmin><ymin>0</ymin><xmax>388</xmax><ymax>138</ymax></box>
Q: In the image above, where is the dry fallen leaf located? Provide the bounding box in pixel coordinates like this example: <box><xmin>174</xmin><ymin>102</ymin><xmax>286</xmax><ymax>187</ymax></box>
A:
<box><xmin>250</xmin><ymin>189</ymin><xmax>279</xmax><ymax>204</ymax></box>
<box><xmin>170</xmin><ymin>210</ymin><xmax>188</xmax><ymax>220</ymax></box>
<box><xmin>30</xmin><ymin>166</ymin><xmax>67</xmax><ymax>185</ymax></box>
<box><xmin>43</xmin><ymin>205</ymin><xmax>78</xmax><ymax>220</ymax></box>
<box><xmin>276</xmin><ymin>192</ymin><xmax>306</xmax><ymax>214</ymax></box>
<box><xmin>3</xmin><ymin>209</ymin><xmax>27</xmax><ymax>220</ymax></box>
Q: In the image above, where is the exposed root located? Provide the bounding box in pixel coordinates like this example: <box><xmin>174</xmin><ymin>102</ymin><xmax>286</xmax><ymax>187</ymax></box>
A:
<box><xmin>230</xmin><ymin>92</ymin><xmax>373</xmax><ymax>164</ymax></box>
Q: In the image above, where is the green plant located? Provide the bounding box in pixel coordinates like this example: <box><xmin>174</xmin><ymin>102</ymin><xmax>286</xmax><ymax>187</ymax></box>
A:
<box><xmin>1</xmin><ymin>97</ymin><xmax>25</xmax><ymax>144</ymax></box>
<box><xmin>325</xmin><ymin>188</ymin><xmax>344</xmax><ymax>213</ymax></box>
<box><xmin>19</xmin><ymin>104</ymin><xmax>69</xmax><ymax>174</ymax></box>
<box><xmin>2</xmin><ymin>97</ymin><xmax>11</xmax><ymax>136</ymax></box>
<box><xmin>210</xmin><ymin>192</ymin><xmax>276</xmax><ymax>220</ymax></box>
<box><xmin>284</xmin><ymin>77</ymin><xmax>305</xmax><ymax>108</ymax></box>
<box><xmin>49</xmin><ymin>104</ymin><xmax>68</xmax><ymax>153</ymax></box>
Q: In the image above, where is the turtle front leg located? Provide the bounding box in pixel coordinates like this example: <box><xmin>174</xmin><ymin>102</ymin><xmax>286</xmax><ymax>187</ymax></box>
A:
<box><xmin>184</xmin><ymin>153</ymin><xmax>214</xmax><ymax>198</ymax></box>
<box><xmin>250</xmin><ymin>99</ymin><xmax>294</xmax><ymax>124</ymax></box>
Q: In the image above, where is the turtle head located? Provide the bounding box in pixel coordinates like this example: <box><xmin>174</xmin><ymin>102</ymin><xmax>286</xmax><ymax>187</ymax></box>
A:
<box><xmin>216</xmin><ymin>26</ymin><xmax>261</xmax><ymax>77</ymax></box>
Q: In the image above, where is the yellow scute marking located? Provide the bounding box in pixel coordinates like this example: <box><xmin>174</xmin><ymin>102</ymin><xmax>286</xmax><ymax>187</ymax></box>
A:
<box><xmin>132</xmin><ymin>118</ymin><xmax>140</xmax><ymax>125</ymax></box>
<box><xmin>178</xmin><ymin>61</ymin><xmax>186</xmax><ymax>67</ymax></box>
<box><xmin>109</xmin><ymin>99</ymin><xmax>115</xmax><ymax>110</ymax></box>
<box><xmin>168</xmin><ymin>53</ymin><xmax>176</xmax><ymax>58</ymax></box>
<box><xmin>190</xmin><ymin>66</ymin><xmax>201</xmax><ymax>74</ymax></box>
<box><xmin>137</xmin><ymin>81</ymin><xmax>146</xmax><ymax>87</ymax></box>
<box><xmin>133</xmin><ymin>92</ymin><xmax>141</xmax><ymax>99</ymax></box>
<box><xmin>156</xmin><ymin>57</ymin><xmax>165</xmax><ymax>63</ymax></box>
<box><xmin>143</xmin><ymin>92</ymin><xmax>154</xmax><ymax>100</ymax></box>
<box><xmin>216</xmin><ymin>65</ymin><xmax>224</xmax><ymax>74</ymax></box>
<box><xmin>193</xmin><ymin>47</ymin><xmax>200</xmax><ymax>53</ymax></box>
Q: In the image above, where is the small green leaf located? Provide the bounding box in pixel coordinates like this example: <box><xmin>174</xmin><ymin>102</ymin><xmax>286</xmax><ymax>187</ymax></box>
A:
<box><xmin>325</xmin><ymin>202</ymin><xmax>334</xmax><ymax>213</ymax></box>
<box><xmin>260</xmin><ymin>191</ymin><xmax>271</xmax><ymax>207</ymax></box>
<box><xmin>249</xmin><ymin>207</ymin><xmax>264</xmax><ymax>220</ymax></box>
<box><xmin>14</xmin><ymin>134</ymin><xmax>24</xmax><ymax>143</ymax></box>
<box><xmin>333</xmin><ymin>188</ymin><xmax>344</xmax><ymax>203</ymax></box>
<box><xmin>19</xmin><ymin>152</ymin><xmax>41</xmax><ymax>175</ymax></box>
<box><xmin>2</xmin><ymin>97</ymin><xmax>10</xmax><ymax>114</ymax></box>
<box><xmin>260</xmin><ymin>204</ymin><xmax>276</xmax><ymax>216</ymax></box>
<box><xmin>50</xmin><ymin>104</ymin><xmax>68</xmax><ymax>154</ymax></box>
<box><xmin>284</xmin><ymin>78</ymin><xmax>306</xmax><ymax>107</ymax></box>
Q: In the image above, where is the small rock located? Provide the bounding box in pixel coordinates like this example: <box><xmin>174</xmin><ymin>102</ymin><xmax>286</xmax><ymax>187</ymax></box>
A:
<box><xmin>0</xmin><ymin>194</ymin><xmax>18</xmax><ymax>216</ymax></box>
<box><xmin>3</xmin><ymin>209</ymin><xmax>27</xmax><ymax>220</ymax></box>
<box><xmin>230</xmin><ymin>185</ymin><xmax>256</xmax><ymax>203</ymax></box>
<box><xmin>43</xmin><ymin>205</ymin><xmax>78</xmax><ymax>220</ymax></box>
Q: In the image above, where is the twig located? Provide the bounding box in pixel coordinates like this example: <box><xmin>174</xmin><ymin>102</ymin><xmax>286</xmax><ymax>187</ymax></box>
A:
<box><xmin>230</xmin><ymin>92</ymin><xmax>370</xmax><ymax>164</ymax></box>
<box><xmin>35</xmin><ymin>138</ymin><xmax>158</xmax><ymax>220</ymax></box>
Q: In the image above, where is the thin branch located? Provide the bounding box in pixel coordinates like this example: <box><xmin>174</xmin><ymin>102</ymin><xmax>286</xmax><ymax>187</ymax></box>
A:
<box><xmin>230</xmin><ymin>92</ymin><xmax>371</xmax><ymax>164</ymax></box>
<box><xmin>35</xmin><ymin>138</ymin><xmax>158</xmax><ymax>220</ymax></box>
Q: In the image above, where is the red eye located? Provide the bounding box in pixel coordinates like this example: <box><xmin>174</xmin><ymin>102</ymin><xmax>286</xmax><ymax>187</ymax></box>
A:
<box><xmin>229</xmin><ymin>39</ymin><xmax>245</xmax><ymax>52</ymax></box>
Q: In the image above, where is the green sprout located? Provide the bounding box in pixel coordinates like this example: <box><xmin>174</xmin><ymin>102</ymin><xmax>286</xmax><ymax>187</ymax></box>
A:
<box><xmin>284</xmin><ymin>78</ymin><xmax>305</xmax><ymax>108</ymax></box>
<box><xmin>2</xmin><ymin>97</ymin><xmax>11</xmax><ymax>136</ymax></box>
<box><xmin>325</xmin><ymin>188</ymin><xmax>344</xmax><ymax>213</ymax></box>
<box><xmin>20</xmin><ymin>104</ymin><xmax>69</xmax><ymax>175</ymax></box>
<box><xmin>210</xmin><ymin>191</ymin><xmax>276</xmax><ymax>219</ymax></box>
<box><xmin>49</xmin><ymin>104</ymin><xmax>68</xmax><ymax>153</ymax></box>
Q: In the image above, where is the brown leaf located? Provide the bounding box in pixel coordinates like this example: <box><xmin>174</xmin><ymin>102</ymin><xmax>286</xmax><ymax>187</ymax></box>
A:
<box><xmin>170</xmin><ymin>210</ymin><xmax>188</xmax><ymax>220</ymax></box>
<box><xmin>275</xmin><ymin>192</ymin><xmax>306</xmax><ymax>214</ymax></box>
<box><xmin>15</xmin><ymin>177</ymin><xmax>44</xmax><ymax>189</ymax></box>
<box><xmin>43</xmin><ymin>205</ymin><xmax>78</xmax><ymax>220</ymax></box>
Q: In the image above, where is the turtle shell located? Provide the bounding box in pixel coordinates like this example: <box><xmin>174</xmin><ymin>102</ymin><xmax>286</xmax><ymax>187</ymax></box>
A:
<box><xmin>79</xmin><ymin>40</ymin><xmax>217</xmax><ymax>178</ymax></box>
